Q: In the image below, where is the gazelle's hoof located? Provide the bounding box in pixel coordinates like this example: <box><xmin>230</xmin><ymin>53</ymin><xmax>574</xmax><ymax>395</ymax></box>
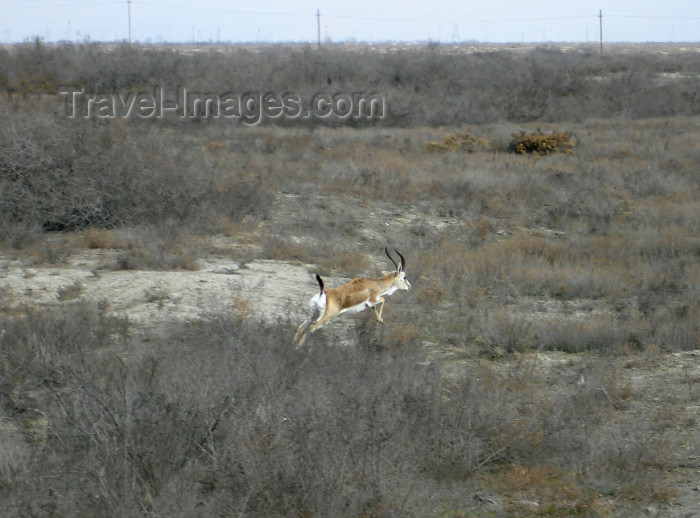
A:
<box><xmin>376</xmin><ymin>318</ymin><xmax>384</xmax><ymax>324</ymax></box>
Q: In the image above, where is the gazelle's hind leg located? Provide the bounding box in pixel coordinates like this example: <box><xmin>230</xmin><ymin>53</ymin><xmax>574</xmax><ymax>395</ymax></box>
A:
<box><xmin>293</xmin><ymin>319</ymin><xmax>311</xmax><ymax>343</ymax></box>
<box><xmin>305</xmin><ymin>311</ymin><xmax>334</xmax><ymax>336</ymax></box>
<box><xmin>296</xmin><ymin>309</ymin><xmax>335</xmax><ymax>347</ymax></box>
<box><xmin>294</xmin><ymin>296</ymin><xmax>325</xmax><ymax>347</ymax></box>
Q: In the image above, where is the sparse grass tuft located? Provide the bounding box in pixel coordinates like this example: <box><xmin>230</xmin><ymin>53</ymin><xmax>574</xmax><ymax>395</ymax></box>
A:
<box><xmin>112</xmin><ymin>224</ymin><xmax>202</xmax><ymax>271</ymax></box>
<box><xmin>82</xmin><ymin>227</ymin><xmax>127</xmax><ymax>249</ymax></box>
<box><xmin>424</xmin><ymin>133</ymin><xmax>477</xmax><ymax>153</ymax></box>
<box><xmin>262</xmin><ymin>235</ymin><xmax>370</xmax><ymax>276</ymax></box>
<box><xmin>57</xmin><ymin>279</ymin><xmax>84</xmax><ymax>301</ymax></box>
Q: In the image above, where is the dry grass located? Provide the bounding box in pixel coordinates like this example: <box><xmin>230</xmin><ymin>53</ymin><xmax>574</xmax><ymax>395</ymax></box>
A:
<box><xmin>2</xmin><ymin>114</ymin><xmax>697</xmax><ymax>354</ymax></box>
<box><xmin>262</xmin><ymin>235</ymin><xmax>370</xmax><ymax>277</ymax></box>
<box><xmin>424</xmin><ymin>132</ymin><xmax>478</xmax><ymax>153</ymax></box>
<box><xmin>495</xmin><ymin>464</ymin><xmax>610</xmax><ymax>515</ymax></box>
<box><xmin>110</xmin><ymin>225</ymin><xmax>205</xmax><ymax>271</ymax></box>
<box><xmin>9</xmin><ymin>302</ymin><xmax>657</xmax><ymax>515</ymax></box>
<box><xmin>57</xmin><ymin>279</ymin><xmax>84</xmax><ymax>301</ymax></box>
<box><xmin>82</xmin><ymin>227</ymin><xmax>128</xmax><ymax>250</ymax></box>
<box><xmin>1</xmin><ymin>46</ymin><xmax>699</xmax><ymax>515</ymax></box>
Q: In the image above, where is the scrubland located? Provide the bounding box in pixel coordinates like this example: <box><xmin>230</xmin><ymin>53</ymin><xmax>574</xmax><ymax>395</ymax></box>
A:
<box><xmin>1</xmin><ymin>41</ymin><xmax>699</xmax><ymax>516</ymax></box>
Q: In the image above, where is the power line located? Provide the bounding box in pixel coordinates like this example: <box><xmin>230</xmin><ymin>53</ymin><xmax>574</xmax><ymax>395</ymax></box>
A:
<box><xmin>607</xmin><ymin>14</ymin><xmax>700</xmax><ymax>20</ymax></box>
<box><xmin>2</xmin><ymin>1</ymin><xmax>119</xmax><ymax>6</ymax></box>
<box><xmin>136</xmin><ymin>0</ymin><xmax>304</xmax><ymax>16</ymax></box>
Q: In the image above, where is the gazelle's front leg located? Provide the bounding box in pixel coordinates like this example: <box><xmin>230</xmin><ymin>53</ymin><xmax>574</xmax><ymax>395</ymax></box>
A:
<box><xmin>372</xmin><ymin>298</ymin><xmax>385</xmax><ymax>323</ymax></box>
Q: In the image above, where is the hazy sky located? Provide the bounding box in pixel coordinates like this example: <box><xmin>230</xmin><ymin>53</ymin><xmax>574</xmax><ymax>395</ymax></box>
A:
<box><xmin>2</xmin><ymin>0</ymin><xmax>699</xmax><ymax>44</ymax></box>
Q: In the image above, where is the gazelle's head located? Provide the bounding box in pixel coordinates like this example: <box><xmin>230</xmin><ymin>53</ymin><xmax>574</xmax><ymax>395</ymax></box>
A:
<box><xmin>385</xmin><ymin>246</ymin><xmax>411</xmax><ymax>291</ymax></box>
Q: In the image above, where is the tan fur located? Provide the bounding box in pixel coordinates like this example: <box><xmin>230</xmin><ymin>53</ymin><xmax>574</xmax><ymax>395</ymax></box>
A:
<box><xmin>294</xmin><ymin>249</ymin><xmax>411</xmax><ymax>347</ymax></box>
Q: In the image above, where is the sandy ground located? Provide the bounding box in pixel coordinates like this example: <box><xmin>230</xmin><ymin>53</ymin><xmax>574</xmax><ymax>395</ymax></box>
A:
<box><xmin>1</xmin><ymin>250</ymin><xmax>317</xmax><ymax>326</ymax></box>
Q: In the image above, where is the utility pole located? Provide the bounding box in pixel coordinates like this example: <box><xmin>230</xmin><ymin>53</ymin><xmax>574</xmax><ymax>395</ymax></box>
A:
<box><xmin>316</xmin><ymin>9</ymin><xmax>321</xmax><ymax>49</ymax></box>
<box><xmin>451</xmin><ymin>24</ymin><xmax>460</xmax><ymax>43</ymax></box>
<box><xmin>127</xmin><ymin>0</ymin><xmax>132</xmax><ymax>44</ymax></box>
<box><xmin>598</xmin><ymin>9</ymin><xmax>603</xmax><ymax>55</ymax></box>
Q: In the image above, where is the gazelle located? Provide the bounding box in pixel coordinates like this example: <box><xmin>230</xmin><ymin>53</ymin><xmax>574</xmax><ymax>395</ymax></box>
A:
<box><xmin>293</xmin><ymin>247</ymin><xmax>411</xmax><ymax>347</ymax></box>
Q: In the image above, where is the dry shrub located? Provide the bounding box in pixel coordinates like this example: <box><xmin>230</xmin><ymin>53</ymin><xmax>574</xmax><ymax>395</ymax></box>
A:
<box><xmin>0</xmin><ymin>105</ymin><xmax>272</xmax><ymax>234</ymax></box>
<box><xmin>649</xmin><ymin>302</ymin><xmax>700</xmax><ymax>352</ymax></box>
<box><xmin>283</xmin><ymin>133</ymin><xmax>318</xmax><ymax>155</ymax></box>
<box><xmin>0</xmin><ymin>221</ymin><xmax>42</xmax><ymax>250</ymax></box>
<box><xmin>377</xmin><ymin>321</ymin><xmax>422</xmax><ymax>351</ymax></box>
<box><xmin>497</xmin><ymin>464</ymin><xmax>608</xmax><ymax>515</ymax></box>
<box><xmin>18</xmin><ymin>233</ymin><xmax>83</xmax><ymax>265</ymax></box>
<box><xmin>115</xmin><ymin>226</ymin><xmax>202</xmax><ymax>271</ymax></box>
<box><xmin>501</xmin><ymin>231</ymin><xmax>566</xmax><ymax>263</ymax></box>
<box><xmin>117</xmin><ymin>243</ymin><xmax>198</xmax><ymax>271</ymax></box>
<box><xmin>532</xmin><ymin>313</ymin><xmax>630</xmax><ymax>353</ymax></box>
<box><xmin>634</xmin><ymin>194</ymin><xmax>700</xmax><ymax>232</ymax></box>
<box><xmin>413</xmin><ymin>237</ymin><xmax>475</xmax><ymax>305</ymax></box>
<box><xmin>509</xmin><ymin>131</ymin><xmax>574</xmax><ymax>155</ymax></box>
<box><xmin>635</xmin><ymin>224</ymin><xmax>694</xmax><ymax>259</ymax></box>
<box><xmin>57</xmin><ymin>280</ymin><xmax>84</xmax><ymax>301</ymax></box>
<box><xmin>0</xmin><ymin>302</ymin><xmax>682</xmax><ymax>517</ymax></box>
<box><xmin>318</xmin><ymin>157</ymin><xmax>418</xmax><ymax>204</ymax></box>
<box><xmin>376</xmin><ymin>153</ymin><xmax>412</xmax><ymax>174</ymax></box>
<box><xmin>424</xmin><ymin>132</ymin><xmax>476</xmax><ymax>153</ymax></box>
<box><xmin>261</xmin><ymin>235</ymin><xmax>313</xmax><ymax>263</ymax></box>
<box><xmin>231</xmin><ymin>296</ymin><xmax>254</xmax><ymax>323</ymax></box>
<box><xmin>471</xmin><ymin>217</ymin><xmax>492</xmax><ymax>240</ymax></box>
<box><xmin>82</xmin><ymin>227</ymin><xmax>127</xmax><ymax>249</ymax></box>
<box><xmin>202</xmin><ymin>139</ymin><xmax>227</xmax><ymax>153</ymax></box>
<box><xmin>323</xmin><ymin>247</ymin><xmax>370</xmax><ymax>276</ymax></box>
<box><xmin>4</xmin><ymin>41</ymin><xmax>700</xmax><ymax>125</ymax></box>
<box><xmin>414</xmin><ymin>275</ymin><xmax>447</xmax><ymax>310</ymax></box>
<box><xmin>207</xmin><ymin>215</ymin><xmax>261</xmax><ymax>241</ymax></box>
<box><xmin>16</xmin><ymin>74</ymin><xmax>57</xmax><ymax>93</ymax></box>
<box><xmin>476</xmin><ymin>309</ymin><xmax>535</xmax><ymax>355</ymax></box>
<box><xmin>262</xmin><ymin>235</ymin><xmax>370</xmax><ymax>277</ymax></box>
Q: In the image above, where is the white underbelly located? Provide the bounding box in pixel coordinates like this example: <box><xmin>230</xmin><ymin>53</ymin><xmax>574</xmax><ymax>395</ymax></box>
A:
<box><xmin>338</xmin><ymin>299</ymin><xmax>371</xmax><ymax>315</ymax></box>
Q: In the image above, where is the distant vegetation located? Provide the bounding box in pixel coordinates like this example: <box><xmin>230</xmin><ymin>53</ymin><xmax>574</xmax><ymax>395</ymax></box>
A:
<box><xmin>0</xmin><ymin>39</ymin><xmax>699</xmax><ymax>125</ymax></box>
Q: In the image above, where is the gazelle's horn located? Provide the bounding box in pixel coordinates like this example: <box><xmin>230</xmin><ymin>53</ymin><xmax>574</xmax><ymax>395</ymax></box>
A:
<box><xmin>394</xmin><ymin>248</ymin><xmax>406</xmax><ymax>271</ymax></box>
<box><xmin>385</xmin><ymin>246</ymin><xmax>398</xmax><ymax>270</ymax></box>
